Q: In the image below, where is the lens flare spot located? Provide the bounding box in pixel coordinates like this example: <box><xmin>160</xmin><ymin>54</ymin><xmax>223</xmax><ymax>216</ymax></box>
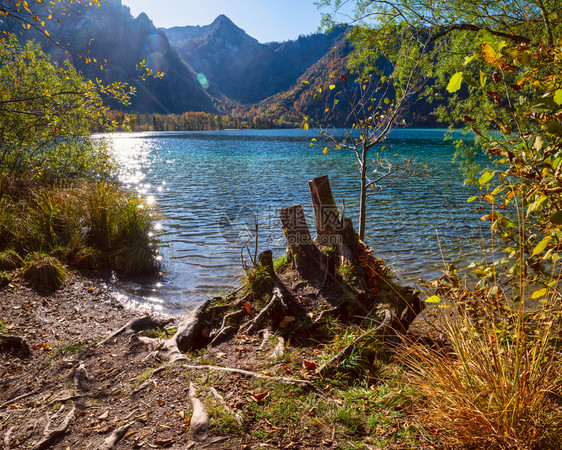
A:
<box><xmin>144</xmin><ymin>33</ymin><xmax>167</xmax><ymax>54</ymax></box>
<box><xmin>197</xmin><ymin>73</ymin><xmax>209</xmax><ymax>89</ymax></box>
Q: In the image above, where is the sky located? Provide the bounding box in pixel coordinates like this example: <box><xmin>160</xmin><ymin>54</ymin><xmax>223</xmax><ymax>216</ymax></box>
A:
<box><xmin>122</xmin><ymin>0</ymin><xmax>346</xmax><ymax>43</ymax></box>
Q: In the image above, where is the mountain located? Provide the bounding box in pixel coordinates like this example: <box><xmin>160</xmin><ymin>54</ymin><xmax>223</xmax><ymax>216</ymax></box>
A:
<box><xmin>2</xmin><ymin>1</ymin><xmax>356</xmax><ymax>119</ymax></box>
<box><xmin>6</xmin><ymin>0</ymin><xmax>217</xmax><ymax>114</ymax></box>
<box><xmin>165</xmin><ymin>17</ymin><xmax>349</xmax><ymax>105</ymax></box>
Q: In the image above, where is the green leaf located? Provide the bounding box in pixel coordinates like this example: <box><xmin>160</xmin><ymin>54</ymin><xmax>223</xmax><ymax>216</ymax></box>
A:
<box><xmin>554</xmin><ymin>89</ymin><xmax>562</xmax><ymax>105</ymax></box>
<box><xmin>546</xmin><ymin>121</ymin><xmax>562</xmax><ymax>136</ymax></box>
<box><xmin>550</xmin><ymin>211</ymin><xmax>562</xmax><ymax>225</ymax></box>
<box><xmin>479</xmin><ymin>171</ymin><xmax>495</xmax><ymax>185</ymax></box>
<box><xmin>480</xmin><ymin>71</ymin><xmax>487</xmax><ymax>88</ymax></box>
<box><xmin>531</xmin><ymin>236</ymin><xmax>551</xmax><ymax>258</ymax></box>
<box><xmin>425</xmin><ymin>295</ymin><xmax>441</xmax><ymax>304</ymax></box>
<box><xmin>530</xmin><ymin>97</ymin><xmax>558</xmax><ymax>113</ymax></box>
<box><xmin>447</xmin><ymin>72</ymin><xmax>463</xmax><ymax>93</ymax></box>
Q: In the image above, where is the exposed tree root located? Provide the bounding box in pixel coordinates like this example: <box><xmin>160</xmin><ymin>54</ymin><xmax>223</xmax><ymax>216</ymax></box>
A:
<box><xmin>271</xmin><ymin>336</ymin><xmax>286</xmax><ymax>360</ymax></box>
<box><xmin>98</xmin><ymin>316</ymin><xmax>172</xmax><ymax>346</ymax></box>
<box><xmin>245</xmin><ymin>295</ymin><xmax>280</xmax><ymax>334</ymax></box>
<box><xmin>97</xmin><ymin>422</ymin><xmax>134</xmax><ymax>450</ymax></box>
<box><xmin>258</xmin><ymin>329</ymin><xmax>271</xmax><ymax>350</ymax></box>
<box><xmin>161</xmin><ymin>299</ymin><xmax>211</xmax><ymax>361</ymax></box>
<box><xmin>210</xmin><ymin>387</ymin><xmax>243</xmax><ymax>426</ymax></box>
<box><xmin>209</xmin><ymin>325</ymin><xmax>237</xmax><ymax>347</ymax></box>
<box><xmin>189</xmin><ymin>382</ymin><xmax>209</xmax><ymax>442</ymax></box>
<box><xmin>33</xmin><ymin>404</ymin><xmax>76</xmax><ymax>450</ymax></box>
<box><xmin>3</xmin><ymin>426</ymin><xmax>15</xmax><ymax>448</ymax></box>
<box><xmin>0</xmin><ymin>334</ymin><xmax>31</xmax><ymax>356</ymax></box>
<box><xmin>74</xmin><ymin>361</ymin><xmax>89</xmax><ymax>391</ymax></box>
<box><xmin>46</xmin><ymin>394</ymin><xmax>84</xmax><ymax>407</ymax></box>
<box><xmin>179</xmin><ymin>362</ymin><xmax>316</xmax><ymax>389</ymax></box>
<box><xmin>0</xmin><ymin>390</ymin><xmax>38</xmax><ymax>409</ymax></box>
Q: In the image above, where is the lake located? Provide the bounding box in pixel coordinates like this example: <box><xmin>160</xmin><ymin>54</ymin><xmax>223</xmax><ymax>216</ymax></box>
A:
<box><xmin>107</xmin><ymin>128</ymin><xmax>486</xmax><ymax>314</ymax></box>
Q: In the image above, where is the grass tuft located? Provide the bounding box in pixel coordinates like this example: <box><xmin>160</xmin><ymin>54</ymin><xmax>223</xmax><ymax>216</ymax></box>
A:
<box><xmin>244</xmin><ymin>264</ymin><xmax>274</xmax><ymax>299</ymax></box>
<box><xmin>0</xmin><ymin>249</ymin><xmax>23</xmax><ymax>271</ymax></box>
<box><xmin>21</xmin><ymin>253</ymin><xmax>67</xmax><ymax>291</ymax></box>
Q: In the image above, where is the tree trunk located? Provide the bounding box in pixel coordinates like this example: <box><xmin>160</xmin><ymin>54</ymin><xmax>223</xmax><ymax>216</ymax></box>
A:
<box><xmin>359</xmin><ymin>142</ymin><xmax>368</xmax><ymax>241</ymax></box>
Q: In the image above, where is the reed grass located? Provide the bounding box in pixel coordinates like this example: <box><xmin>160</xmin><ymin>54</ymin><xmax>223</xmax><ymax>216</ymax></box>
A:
<box><xmin>0</xmin><ymin>177</ymin><xmax>160</xmax><ymax>278</ymax></box>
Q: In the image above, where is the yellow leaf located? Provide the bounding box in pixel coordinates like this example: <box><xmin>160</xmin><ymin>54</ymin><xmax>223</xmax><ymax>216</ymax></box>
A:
<box><xmin>483</xmin><ymin>194</ymin><xmax>495</xmax><ymax>203</ymax></box>
<box><xmin>531</xmin><ymin>236</ymin><xmax>551</xmax><ymax>257</ymax></box>
<box><xmin>531</xmin><ymin>288</ymin><xmax>548</xmax><ymax>299</ymax></box>
<box><xmin>425</xmin><ymin>295</ymin><xmax>441</xmax><ymax>304</ymax></box>
<box><xmin>303</xmin><ymin>123</ymin><xmax>309</xmax><ymax>131</ymax></box>
<box><xmin>323</xmin><ymin>147</ymin><xmax>328</xmax><ymax>155</ymax></box>
<box><xmin>481</xmin><ymin>43</ymin><xmax>499</xmax><ymax>66</ymax></box>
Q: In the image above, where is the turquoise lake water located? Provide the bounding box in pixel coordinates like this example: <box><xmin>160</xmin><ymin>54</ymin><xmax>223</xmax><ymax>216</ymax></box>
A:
<box><xmin>108</xmin><ymin>128</ymin><xmax>487</xmax><ymax>314</ymax></box>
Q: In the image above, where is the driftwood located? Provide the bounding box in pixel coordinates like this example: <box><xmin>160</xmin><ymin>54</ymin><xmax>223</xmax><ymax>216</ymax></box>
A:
<box><xmin>189</xmin><ymin>383</ymin><xmax>209</xmax><ymax>442</ymax></box>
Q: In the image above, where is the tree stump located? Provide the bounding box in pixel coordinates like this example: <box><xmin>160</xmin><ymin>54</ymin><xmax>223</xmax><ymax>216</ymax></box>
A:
<box><xmin>279</xmin><ymin>204</ymin><xmax>326</xmax><ymax>284</ymax></box>
<box><xmin>279</xmin><ymin>175</ymin><xmax>424</xmax><ymax>333</ymax></box>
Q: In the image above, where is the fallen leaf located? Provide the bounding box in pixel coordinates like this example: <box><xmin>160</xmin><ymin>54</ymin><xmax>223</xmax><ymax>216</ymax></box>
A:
<box><xmin>278</xmin><ymin>316</ymin><xmax>295</xmax><ymax>329</ymax></box>
<box><xmin>235</xmin><ymin>346</ymin><xmax>249</xmax><ymax>352</ymax></box>
<box><xmin>303</xmin><ymin>360</ymin><xmax>317</xmax><ymax>371</ymax></box>
<box><xmin>253</xmin><ymin>391</ymin><xmax>270</xmax><ymax>402</ymax></box>
<box><xmin>178</xmin><ymin>410</ymin><xmax>185</xmax><ymax>419</ymax></box>
<box><xmin>244</xmin><ymin>301</ymin><xmax>252</xmax><ymax>314</ymax></box>
<box><xmin>157</xmin><ymin>399</ymin><xmax>165</xmax><ymax>406</ymax></box>
<box><xmin>283</xmin><ymin>365</ymin><xmax>292</xmax><ymax>373</ymax></box>
<box><xmin>154</xmin><ymin>439</ymin><xmax>176</xmax><ymax>447</ymax></box>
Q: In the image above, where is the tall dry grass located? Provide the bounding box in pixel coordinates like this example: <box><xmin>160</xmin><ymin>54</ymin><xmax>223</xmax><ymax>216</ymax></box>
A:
<box><xmin>401</xmin><ymin>282</ymin><xmax>562</xmax><ymax>449</ymax></box>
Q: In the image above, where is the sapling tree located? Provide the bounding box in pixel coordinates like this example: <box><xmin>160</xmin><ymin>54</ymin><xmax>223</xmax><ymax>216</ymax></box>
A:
<box><xmin>311</xmin><ymin>47</ymin><xmax>430</xmax><ymax>240</ymax></box>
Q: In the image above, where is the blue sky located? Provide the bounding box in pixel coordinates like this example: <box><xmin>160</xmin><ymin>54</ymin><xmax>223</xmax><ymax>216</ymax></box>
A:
<box><xmin>122</xmin><ymin>0</ymin><xmax>344</xmax><ymax>43</ymax></box>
